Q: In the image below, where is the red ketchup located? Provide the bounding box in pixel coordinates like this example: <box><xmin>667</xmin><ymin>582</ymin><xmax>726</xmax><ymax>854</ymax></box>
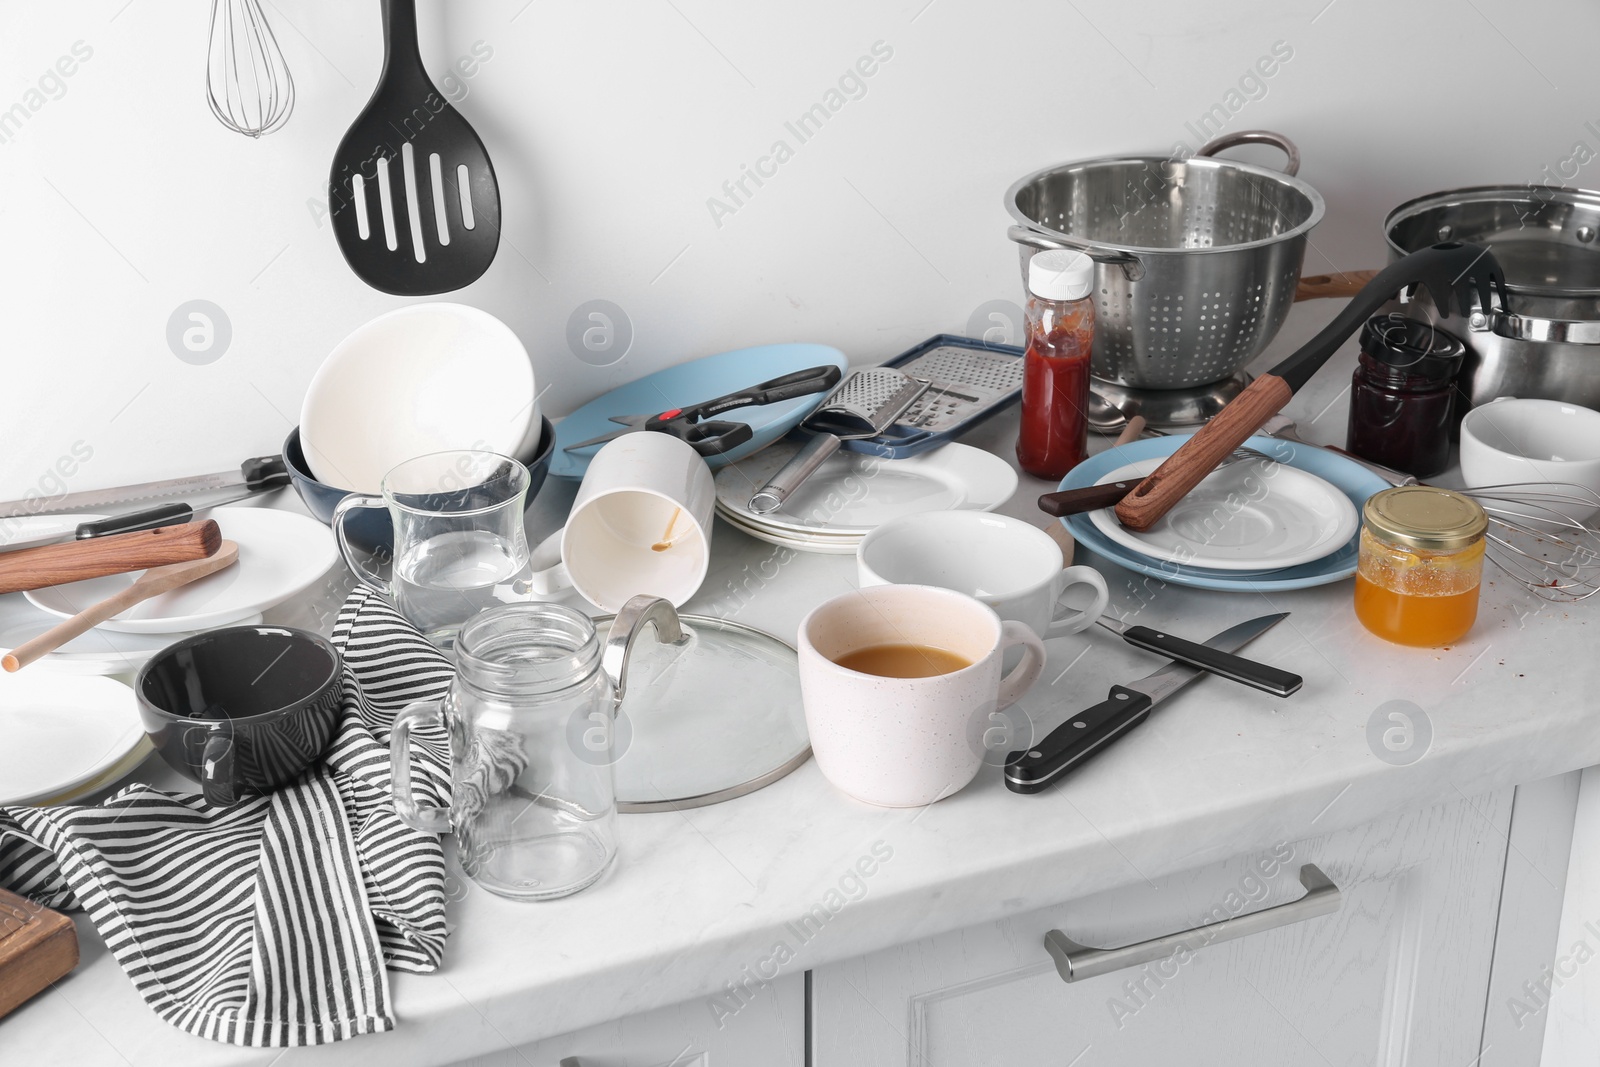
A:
<box><xmin>1016</xmin><ymin>249</ymin><xmax>1096</xmax><ymax>480</ymax></box>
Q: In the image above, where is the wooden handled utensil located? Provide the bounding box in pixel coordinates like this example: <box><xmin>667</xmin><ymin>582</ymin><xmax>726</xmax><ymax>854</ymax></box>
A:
<box><xmin>1113</xmin><ymin>243</ymin><xmax>1509</xmax><ymax>532</ymax></box>
<box><xmin>3</xmin><ymin>541</ymin><xmax>240</xmax><ymax>672</ymax></box>
<box><xmin>1293</xmin><ymin>269</ymin><xmax>1381</xmax><ymax>302</ymax></box>
<box><xmin>1036</xmin><ymin>417</ymin><xmax>1145</xmax><ymax>518</ymax></box>
<box><xmin>0</xmin><ymin>521</ymin><xmax>221</xmax><ymax>595</ymax></box>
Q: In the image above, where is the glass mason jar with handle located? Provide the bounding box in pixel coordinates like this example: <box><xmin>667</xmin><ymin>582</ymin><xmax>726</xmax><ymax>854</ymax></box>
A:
<box><xmin>390</xmin><ymin>603</ymin><xmax>618</xmax><ymax>901</ymax></box>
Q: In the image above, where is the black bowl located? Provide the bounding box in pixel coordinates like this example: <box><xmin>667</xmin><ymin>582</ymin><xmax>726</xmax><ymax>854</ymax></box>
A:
<box><xmin>284</xmin><ymin>415</ymin><xmax>556</xmax><ymax>556</ymax></box>
<box><xmin>136</xmin><ymin>626</ymin><xmax>343</xmax><ymax>805</ymax></box>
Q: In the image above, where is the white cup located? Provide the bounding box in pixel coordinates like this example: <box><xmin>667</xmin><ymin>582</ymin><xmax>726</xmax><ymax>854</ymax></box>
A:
<box><xmin>1459</xmin><ymin>397</ymin><xmax>1600</xmax><ymax>521</ymax></box>
<box><xmin>527</xmin><ymin>433</ymin><xmax>715</xmax><ymax>612</ymax></box>
<box><xmin>856</xmin><ymin>510</ymin><xmax>1109</xmax><ymax>640</ymax></box>
<box><xmin>797</xmin><ymin>584</ymin><xmax>1046</xmax><ymax>808</ymax></box>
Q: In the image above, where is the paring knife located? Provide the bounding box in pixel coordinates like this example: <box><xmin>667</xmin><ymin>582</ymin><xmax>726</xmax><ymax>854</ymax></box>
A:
<box><xmin>1094</xmin><ymin>616</ymin><xmax>1301</xmax><ymax>697</ymax></box>
<box><xmin>0</xmin><ymin>456</ymin><xmax>288</xmax><ymax>521</ymax></box>
<box><xmin>1005</xmin><ymin>611</ymin><xmax>1289</xmax><ymax>795</ymax></box>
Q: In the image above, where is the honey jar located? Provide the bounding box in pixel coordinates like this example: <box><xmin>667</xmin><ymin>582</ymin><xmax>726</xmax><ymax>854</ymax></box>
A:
<box><xmin>1353</xmin><ymin>486</ymin><xmax>1488</xmax><ymax>647</ymax></box>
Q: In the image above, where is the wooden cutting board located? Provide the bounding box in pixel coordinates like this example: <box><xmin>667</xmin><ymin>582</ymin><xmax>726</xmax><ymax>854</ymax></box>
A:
<box><xmin>0</xmin><ymin>888</ymin><xmax>78</xmax><ymax>1018</ymax></box>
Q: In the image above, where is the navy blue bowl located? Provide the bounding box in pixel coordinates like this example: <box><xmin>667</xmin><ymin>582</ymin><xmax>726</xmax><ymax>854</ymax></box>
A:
<box><xmin>284</xmin><ymin>415</ymin><xmax>555</xmax><ymax>557</ymax></box>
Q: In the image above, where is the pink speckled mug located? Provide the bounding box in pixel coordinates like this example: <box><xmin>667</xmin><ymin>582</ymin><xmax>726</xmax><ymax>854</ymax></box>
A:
<box><xmin>797</xmin><ymin>584</ymin><xmax>1046</xmax><ymax>808</ymax></box>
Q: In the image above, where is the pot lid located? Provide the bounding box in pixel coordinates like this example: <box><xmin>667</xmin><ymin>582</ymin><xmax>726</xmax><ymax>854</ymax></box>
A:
<box><xmin>600</xmin><ymin>597</ymin><xmax>809</xmax><ymax>812</ymax></box>
<box><xmin>1385</xmin><ymin>185</ymin><xmax>1600</xmax><ymax>303</ymax></box>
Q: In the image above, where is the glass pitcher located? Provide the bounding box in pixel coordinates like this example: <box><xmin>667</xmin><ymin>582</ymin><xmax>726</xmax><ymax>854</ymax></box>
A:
<box><xmin>332</xmin><ymin>450</ymin><xmax>533</xmax><ymax>649</ymax></box>
<box><xmin>390</xmin><ymin>603</ymin><xmax>618</xmax><ymax>901</ymax></box>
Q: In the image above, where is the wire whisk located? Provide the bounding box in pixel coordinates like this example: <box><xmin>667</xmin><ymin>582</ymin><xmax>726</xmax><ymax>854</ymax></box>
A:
<box><xmin>1464</xmin><ymin>483</ymin><xmax>1600</xmax><ymax>603</ymax></box>
<box><xmin>206</xmin><ymin>0</ymin><xmax>294</xmax><ymax>138</ymax></box>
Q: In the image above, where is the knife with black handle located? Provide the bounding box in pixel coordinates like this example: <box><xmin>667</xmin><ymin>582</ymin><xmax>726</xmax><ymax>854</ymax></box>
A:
<box><xmin>1007</xmin><ymin>611</ymin><xmax>1290</xmax><ymax>794</ymax></box>
<box><xmin>1095</xmin><ymin>617</ymin><xmax>1302</xmax><ymax>697</ymax></box>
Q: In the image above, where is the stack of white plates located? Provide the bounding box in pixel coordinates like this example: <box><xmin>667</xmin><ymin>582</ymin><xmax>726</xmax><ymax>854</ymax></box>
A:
<box><xmin>713</xmin><ymin>440</ymin><xmax>1018</xmax><ymax>553</ymax></box>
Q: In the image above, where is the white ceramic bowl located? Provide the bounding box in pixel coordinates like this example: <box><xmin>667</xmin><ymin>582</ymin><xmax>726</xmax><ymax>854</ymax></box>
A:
<box><xmin>1459</xmin><ymin>398</ymin><xmax>1600</xmax><ymax>520</ymax></box>
<box><xmin>300</xmin><ymin>303</ymin><xmax>539</xmax><ymax>493</ymax></box>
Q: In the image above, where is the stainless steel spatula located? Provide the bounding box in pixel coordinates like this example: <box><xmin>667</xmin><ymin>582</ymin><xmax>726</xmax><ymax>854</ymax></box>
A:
<box><xmin>749</xmin><ymin>368</ymin><xmax>929</xmax><ymax>514</ymax></box>
<box><xmin>329</xmin><ymin>0</ymin><xmax>501</xmax><ymax>296</ymax></box>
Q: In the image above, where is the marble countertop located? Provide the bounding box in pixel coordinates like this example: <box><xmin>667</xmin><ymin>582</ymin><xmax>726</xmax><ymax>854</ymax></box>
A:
<box><xmin>5</xmin><ymin>302</ymin><xmax>1599</xmax><ymax>1065</ymax></box>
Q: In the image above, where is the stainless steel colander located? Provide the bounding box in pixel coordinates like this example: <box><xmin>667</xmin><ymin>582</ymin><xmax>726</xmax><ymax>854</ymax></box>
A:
<box><xmin>1006</xmin><ymin>131</ymin><xmax>1325</xmax><ymax>390</ymax></box>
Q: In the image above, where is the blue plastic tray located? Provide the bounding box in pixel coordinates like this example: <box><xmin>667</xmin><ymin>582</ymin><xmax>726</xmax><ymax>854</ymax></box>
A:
<box><xmin>551</xmin><ymin>343</ymin><xmax>850</xmax><ymax>479</ymax></box>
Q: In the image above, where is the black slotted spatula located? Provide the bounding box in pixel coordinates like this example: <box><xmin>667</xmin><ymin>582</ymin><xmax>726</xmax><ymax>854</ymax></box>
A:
<box><xmin>329</xmin><ymin>0</ymin><xmax>501</xmax><ymax>295</ymax></box>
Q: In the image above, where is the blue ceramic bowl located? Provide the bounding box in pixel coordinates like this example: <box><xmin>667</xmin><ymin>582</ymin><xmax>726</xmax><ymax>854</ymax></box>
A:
<box><xmin>284</xmin><ymin>415</ymin><xmax>556</xmax><ymax>556</ymax></box>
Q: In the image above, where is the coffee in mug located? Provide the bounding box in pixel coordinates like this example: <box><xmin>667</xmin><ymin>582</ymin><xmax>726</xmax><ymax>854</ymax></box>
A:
<box><xmin>797</xmin><ymin>584</ymin><xmax>1045</xmax><ymax>808</ymax></box>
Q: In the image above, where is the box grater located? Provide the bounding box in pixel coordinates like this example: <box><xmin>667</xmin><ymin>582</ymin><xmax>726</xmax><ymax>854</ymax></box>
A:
<box><xmin>749</xmin><ymin>368</ymin><xmax>929</xmax><ymax>513</ymax></box>
<box><xmin>842</xmin><ymin>334</ymin><xmax>1026</xmax><ymax>459</ymax></box>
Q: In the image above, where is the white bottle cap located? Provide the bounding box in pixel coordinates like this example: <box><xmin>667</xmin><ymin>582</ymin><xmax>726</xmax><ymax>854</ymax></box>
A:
<box><xmin>1027</xmin><ymin>249</ymin><xmax>1095</xmax><ymax>301</ymax></box>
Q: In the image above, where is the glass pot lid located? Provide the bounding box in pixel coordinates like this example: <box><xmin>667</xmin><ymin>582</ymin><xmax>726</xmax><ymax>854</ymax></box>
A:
<box><xmin>600</xmin><ymin>596</ymin><xmax>809</xmax><ymax>813</ymax></box>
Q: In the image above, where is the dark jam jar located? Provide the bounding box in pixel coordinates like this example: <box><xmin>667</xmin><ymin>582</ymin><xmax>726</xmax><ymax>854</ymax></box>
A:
<box><xmin>1344</xmin><ymin>314</ymin><xmax>1466</xmax><ymax>478</ymax></box>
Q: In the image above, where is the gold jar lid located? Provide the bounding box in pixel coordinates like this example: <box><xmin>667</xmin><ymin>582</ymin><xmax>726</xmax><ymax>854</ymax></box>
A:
<box><xmin>1362</xmin><ymin>486</ymin><xmax>1487</xmax><ymax>552</ymax></box>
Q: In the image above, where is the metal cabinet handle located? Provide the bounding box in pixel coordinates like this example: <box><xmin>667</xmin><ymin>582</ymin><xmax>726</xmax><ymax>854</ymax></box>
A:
<box><xmin>1043</xmin><ymin>864</ymin><xmax>1340</xmax><ymax>983</ymax></box>
<box><xmin>559</xmin><ymin>1059</ymin><xmax>584</xmax><ymax>1067</ymax></box>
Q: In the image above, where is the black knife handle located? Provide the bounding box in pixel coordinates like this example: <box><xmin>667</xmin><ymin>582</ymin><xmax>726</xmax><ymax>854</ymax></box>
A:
<box><xmin>1038</xmin><ymin>480</ymin><xmax>1137</xmax><ymax>517</ymax></box>
<box><xmin>1005</xmin><ymin>686</ymin><xmax>1154</xmax><ymax>794</ymax></box>
<box><xmin>75</xmin><ymin>502</ymin><xmax>195</xmax><ymax>539</ymax></box>
<box><xmin>242</xmin><ymin>456</ymin><xmax>290</xmax><ymax>490</ymax></box>
<box><xmin>1121</xmin><ymin>625</ymin><xmax>1302</xmax><ymax>697</ymax></box>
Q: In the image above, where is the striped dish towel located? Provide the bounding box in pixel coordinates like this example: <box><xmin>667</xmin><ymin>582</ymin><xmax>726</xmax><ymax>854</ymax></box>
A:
<box><xmin>0</xmin><ymin>588</ymin><xmax>457</xmax><ymax>1047</ymax></box>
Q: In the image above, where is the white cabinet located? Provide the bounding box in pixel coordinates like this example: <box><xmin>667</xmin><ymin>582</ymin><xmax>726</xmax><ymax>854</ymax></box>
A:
<box><xmin>812</xmin><ymin>791</ymin><xmax>1513</xmax><ymax>1067</ymax></box>
<box><xmin>449</xmin><ymin>972</ymin><xmax>804</xmax><ymax>1067</ymax></box>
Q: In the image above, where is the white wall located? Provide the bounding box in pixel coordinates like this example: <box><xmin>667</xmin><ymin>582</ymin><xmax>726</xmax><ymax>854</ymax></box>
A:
<box><xmin>2</xmin><ymin>0</ymin><xmax>1598</xmax><ymax>498</ymax></box>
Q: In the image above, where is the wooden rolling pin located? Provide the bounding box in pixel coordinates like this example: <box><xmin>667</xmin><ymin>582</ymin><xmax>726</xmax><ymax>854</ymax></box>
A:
<box><xmin>2</xmin><ymin>541</ymin><xmax>240</xmax><ymax>672</ymax></box>
<box><xmin>0</xmin><ymin>520</ymin><xmax>220</xmax><ymax>595</ymax></box>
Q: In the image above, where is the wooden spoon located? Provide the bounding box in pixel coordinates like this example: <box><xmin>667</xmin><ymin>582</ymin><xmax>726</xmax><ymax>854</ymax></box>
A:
<box><xmin>2</xmin><ymin>541</ymin><xmax>240</xmax><ymax>672</ymax></box>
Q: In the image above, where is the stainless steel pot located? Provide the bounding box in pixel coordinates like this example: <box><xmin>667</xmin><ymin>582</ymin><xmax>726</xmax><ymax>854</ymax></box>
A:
<box><xmin>1007</xmin><ymin>130</ymin><xmax>1325</xmax><ymax>390</ymax></box>
<box><xmin>1385</xmin><ymin>185</ymin><xmax>1600</xmax><ymax>408</ymax></box>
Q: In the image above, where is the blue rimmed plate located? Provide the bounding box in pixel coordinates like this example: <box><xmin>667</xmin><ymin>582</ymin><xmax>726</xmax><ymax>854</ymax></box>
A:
<box><xmin>1058</xmin><ymin>435</ymin><xmax>1392</xmax><ymax>592</ymax></box>
<box><xmin>551</xmin><ymin>344</ymin><xmax>850</xmax><ymax>479</ymax></box>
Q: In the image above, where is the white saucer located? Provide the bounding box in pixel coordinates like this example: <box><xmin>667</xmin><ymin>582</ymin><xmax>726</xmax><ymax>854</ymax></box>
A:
<box><xmin>26</xmin><ymin>507</ymin><xmax>337</xmax><ymax>634</ymax></box>
<box><xmin>714</xmin><ymin>441</ymin><xmax>1017</xmax><ymax>536</ymax></box>
<box><xmin>1088</xmin><ymin>456</ymin><xmax>1359</xmax><ymax>571</ymax></box>
<box><xmin>0</xmin><ymin>673</ymin><xmax>146</xmax><ymax>806</ymax></box>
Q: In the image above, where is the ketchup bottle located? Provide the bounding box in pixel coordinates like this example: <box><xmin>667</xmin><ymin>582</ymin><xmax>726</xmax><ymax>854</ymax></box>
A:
<box><xmin>1016</xmin><ymin>249</ymin><xmax>1095</xmax><ymax>479</ymax></box>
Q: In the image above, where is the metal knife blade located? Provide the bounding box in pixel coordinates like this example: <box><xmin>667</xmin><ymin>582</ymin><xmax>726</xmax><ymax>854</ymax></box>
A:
<box><xmin>0</xmin><ymin>485</ymin><xmax>280</xmax><ymax>553</ymax></box>
<box><xmin>1094</xmin><ymin>615</ymin><xmax>1301</xmax><ymax>697</ymax></box>
<box><xmin>0</xmin><ymin>457</ymin><xmax>288</xmax><ymax>520</ymax></box>
<box><xmin>1005</xmin><ymin>611</ymin><xmax>1289</xmax><ymax>794</ymax></box>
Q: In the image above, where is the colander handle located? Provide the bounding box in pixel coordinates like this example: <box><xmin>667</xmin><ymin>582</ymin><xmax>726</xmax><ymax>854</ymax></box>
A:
<box><xmin>1195</xmin><ymin>130</ymin><xmax>1301</xmax><ymax>176</ymax></box>
<box><xmin>1007</xmin><ymin>225</ymin><xmax>1145</xmax><ymax>282</ymax></box>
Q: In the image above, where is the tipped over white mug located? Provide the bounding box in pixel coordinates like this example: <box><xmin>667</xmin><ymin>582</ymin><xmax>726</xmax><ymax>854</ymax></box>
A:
<box><xmin>525</xmin><ymin>433</ymin><xmax>715</xmax><ymax>612</ymax></box>
<box><xmin>797</xmin><ymin>584</ymin><xmax>1046</xmax><ymax>808</ymax></box>
<box><xmin>856</xmin><ymin>510</ymin><xmax>1109</xmax><ymax>641</ymax></box>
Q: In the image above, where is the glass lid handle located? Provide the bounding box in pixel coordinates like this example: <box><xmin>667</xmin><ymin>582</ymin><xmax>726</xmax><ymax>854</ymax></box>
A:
<box><xmin>603</xmin><ymin>595</ymin><xmax>689</xmax><ymax>715</ymax></box>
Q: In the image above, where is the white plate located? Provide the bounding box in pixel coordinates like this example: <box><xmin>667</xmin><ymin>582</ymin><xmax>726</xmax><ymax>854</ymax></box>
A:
<box><xmin>715</xmin><ymin>510</ymin><xmax>862</xmax><ymax>555</ymax></box>
<box><xmin>1088</xmin><ymin>457</ymin><xmax>1360</xmax><ymax>571</ymax></box>
<box><xmin>26</xmin><ymin>508</ymin><xmax>337</xmax><ymax>634</ymax></box>
<box><xmin>714</xmin><ymin>441</ymin><xmax>1017</xmax><ymax>536</ymax></box>
<box><xmin>301</xmin><ymin>303</ymin><xmax>539</xmax><ymax>493</ymax></box>
<box><xmin>0</xmin><ymin>673</ymin><xmax>146</xmax><ymax>805</ymax></box>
